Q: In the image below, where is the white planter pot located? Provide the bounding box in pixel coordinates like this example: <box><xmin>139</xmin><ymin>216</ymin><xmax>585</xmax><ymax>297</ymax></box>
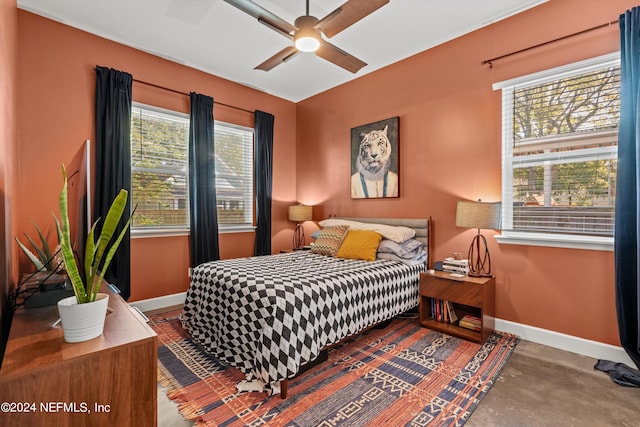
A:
<box><xmin>57</xmin><ymin>293</ymin><xmax>109</xmax><ymax>343</ymax></box>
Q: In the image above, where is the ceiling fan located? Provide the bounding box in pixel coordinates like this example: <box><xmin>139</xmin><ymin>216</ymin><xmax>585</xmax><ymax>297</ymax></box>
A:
<box><xmin>223</xmin><ymin>0</ymin><xmax>389</xmax><ymax>73</ymax></box>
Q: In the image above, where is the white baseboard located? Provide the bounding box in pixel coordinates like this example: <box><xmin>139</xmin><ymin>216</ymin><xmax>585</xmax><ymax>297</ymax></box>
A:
<box><xmin>496</xmin><ymin>318</ymin><xmax>636</xmax><ymax>366</ymax></box>
<box><xmin>129</xmin><ymin>292</ymin><xmax>187</xmax><ymax>313</ymax></box>
<box><xmin>129</xmin><ymin>294</ymin><xmax>635</xmax><ymax>367</ymax></box>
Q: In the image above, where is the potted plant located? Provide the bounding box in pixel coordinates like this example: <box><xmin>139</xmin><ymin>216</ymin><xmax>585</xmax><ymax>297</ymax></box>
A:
<box><xmin>15</xmin><ymin>222</ymin><xmax>61</xmax><ymax>273</ymax></box>
<box><xmin>54</xmin><ymin>165</ymin><xmax>131</xmax><ymax>343</ymax></box>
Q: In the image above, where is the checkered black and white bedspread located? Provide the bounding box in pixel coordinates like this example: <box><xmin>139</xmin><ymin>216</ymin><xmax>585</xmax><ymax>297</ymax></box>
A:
<box><xmin>181</xmin><ymin>251</ymin><xmax>424</xmax><ymax>385</ymax></box>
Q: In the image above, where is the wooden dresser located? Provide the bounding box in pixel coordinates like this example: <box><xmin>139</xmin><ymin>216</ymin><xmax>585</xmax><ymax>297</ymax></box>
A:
<box><xmin>0</xmin><ymin>286</ymin><xmax>157</xmax><ymax>427</ymax></box>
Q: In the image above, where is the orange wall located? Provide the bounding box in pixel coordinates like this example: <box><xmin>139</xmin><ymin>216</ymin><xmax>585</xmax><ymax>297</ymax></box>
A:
<box><xmin>16</xmin><ymin>11</ymin><xmax>297</xmax><ymax>302</ymax></box>
<box><xmin>296</xmin><ymin>0</ymin><xmax>636</xmax><ymax>346</ymax></box>
<box><xmin>11</xmin><ymin>0</ymin><xmax>637</xmax><ymax>347</ymax></box>
<box><xmin>0</xmin><ymin>0</ymin><xmax>17</xmax><ymax>357</ymax></box>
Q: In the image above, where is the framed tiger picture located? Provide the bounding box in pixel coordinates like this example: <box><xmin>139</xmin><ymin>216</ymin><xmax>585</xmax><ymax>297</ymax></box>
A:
<box><xmin>350</xmin><ymin>116</ymin><xmax>399</xmax><ymax>199</ymax></box>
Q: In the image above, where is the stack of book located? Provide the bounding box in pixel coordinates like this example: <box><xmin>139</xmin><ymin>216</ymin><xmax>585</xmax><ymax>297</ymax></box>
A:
<box><xmin>443</xmin><ymin>257</ymin><xmax>470</xmax><ymax>275</ymax></box>
<box><xmin>459</xmin><ymin>315</ymin><xmax>482</xmax><ymax>331</ymax></box>
<box><xmin>430</xmin><ymin>299</ymin><xmax>458</xmax><ymax>323</ymax></box>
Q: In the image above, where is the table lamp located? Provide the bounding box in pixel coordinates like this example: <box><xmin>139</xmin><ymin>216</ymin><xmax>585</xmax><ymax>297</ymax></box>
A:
<box><xmin>288</xmin><ymin>204</ymin><xmax>313</xmax><ymax>249</ymax></box>
<box><xmin>456</xmin><ymin>200</ymin><xmax>501</xmax><ymax>277</ymax></box>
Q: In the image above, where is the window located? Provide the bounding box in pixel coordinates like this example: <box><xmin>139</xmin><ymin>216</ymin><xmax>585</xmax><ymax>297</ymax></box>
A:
<box><xmin>131</xmin><ymin>104</ymin><xmax>254</xmax><ymax>236</ymax></box>
<box><xmin>131</xmin><ymin>105</ymin><xmax>190</xmax><ymax>233</ymax></box>
<box><xmin>213</xmin><ymin>123</ymin><xmax>254</xmax><ymax>231</ymax></box>
<box><xmin>494</xmin><ymin>53</ymin><xmax>620</xmax><ymax>250</ymax></box>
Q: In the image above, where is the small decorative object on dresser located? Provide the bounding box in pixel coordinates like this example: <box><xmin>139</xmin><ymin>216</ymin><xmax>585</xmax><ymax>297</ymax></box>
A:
<box><xmin>54</xmin><ymin>165</ymin><xmax>131</xmax><ymax>342</ymax></box>
<box><xmin>57</xmin><ymin>292</ymin><xmax>110</xmax><ymax>343</ymax></box>
<box><xmin>419</xmin><ymin>270</ymin><xmax>495</xmax><ymax>342</ymax></box>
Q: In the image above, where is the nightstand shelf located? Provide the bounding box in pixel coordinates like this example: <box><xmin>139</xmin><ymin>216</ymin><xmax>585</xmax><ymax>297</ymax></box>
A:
<box><xmin>419</xmin><ymin>271</ymin><xmax>495</xmax><ymax>342</ymax></box>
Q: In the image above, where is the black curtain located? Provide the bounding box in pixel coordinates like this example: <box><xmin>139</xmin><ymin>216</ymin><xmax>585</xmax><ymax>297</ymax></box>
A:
<box><xmin>594</xmin><ymin>8</ymin><xmax>640</xmax><ymax>387</ymax></box>
<box><xmin>254</xmin><ymin>110</ymin><xmax>274</xmax><ymax>256</ymax></box>
<box><xmin>614</xmin><ymin>9</ymin><xmax>640</xmax><ymax>369</ymax></box>
<box><xmin>188</xmin><ymin>93</ymin><xmax>219</xmax><ymax>267</ymax></box>
<box><xmin>94</xmin><ymin>66</ymin><xmax>132</xmax><ymax>300</ymax></box>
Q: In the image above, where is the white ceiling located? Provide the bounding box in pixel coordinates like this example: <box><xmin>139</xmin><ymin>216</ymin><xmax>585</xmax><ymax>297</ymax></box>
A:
<box><xmin>17</xmin><ymin>0</ymin><xmax>548</xmax><ymax>102</ymax></box>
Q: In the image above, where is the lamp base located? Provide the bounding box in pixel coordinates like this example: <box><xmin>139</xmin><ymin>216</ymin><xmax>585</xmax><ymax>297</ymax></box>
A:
<box><xmin>467</xmin><ymin>232</ymin><xmax>493</xmax><ymax>277</ymax></box>
<box><xmin>292</xmin><ymin>224</ymin><xmax>305</xmax><ymax>250</ymax></box>
<box><xmin>468</xmin><ymin>271</ymin><xmax>494</xmax><ymax>278</ymax></box>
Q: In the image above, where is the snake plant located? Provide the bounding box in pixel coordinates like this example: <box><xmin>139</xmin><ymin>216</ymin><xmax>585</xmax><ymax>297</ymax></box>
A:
<box><xmin>15</xmin><ymin>222</ymin><xmax>58</xmax><ymax>272</ymax></box>
<box><xmin>54</xmin><ymin>165</ymin><xmax>131</xmax><ymax>304</ymax></box>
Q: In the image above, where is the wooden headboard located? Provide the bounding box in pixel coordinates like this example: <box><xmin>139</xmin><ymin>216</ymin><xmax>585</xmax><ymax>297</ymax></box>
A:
<box><xmin>334</xmin><ymin>217</ymin><xmax>432</xmax><ymax>268</ymax></box>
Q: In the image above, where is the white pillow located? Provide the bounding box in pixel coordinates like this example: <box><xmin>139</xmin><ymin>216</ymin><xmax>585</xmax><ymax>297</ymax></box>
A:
<box><xmin>318</xmin><ymin>219</ymin><xmax>415</xmax><ymax>243</ymax></box>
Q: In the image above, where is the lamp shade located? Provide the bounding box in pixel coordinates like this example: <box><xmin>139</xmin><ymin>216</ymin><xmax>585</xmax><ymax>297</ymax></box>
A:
<box><xmin>288</xmin><ymin>205</ymin><xmax>313</xmax><ymax>222</ymax></box>
<box><xmin>456</xmin><ymin>201</ymin><xmax>501</xmax><ymax>230</ymax></box>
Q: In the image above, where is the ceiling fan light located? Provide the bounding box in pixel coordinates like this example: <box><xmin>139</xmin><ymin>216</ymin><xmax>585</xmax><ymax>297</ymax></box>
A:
<box><xmin>295</xmin><ymin>34</ymin><xmax>320</xmax><ymax>52</ymax></box>
<box><xmin>293</xmin><ymin>14</ymin><xmax>321</xmax><ymax>52</ymax></box>
<box><xmin>293</xmin><ymin>31</ymin><xmax>320</xmax><ymax>52</ymax></box>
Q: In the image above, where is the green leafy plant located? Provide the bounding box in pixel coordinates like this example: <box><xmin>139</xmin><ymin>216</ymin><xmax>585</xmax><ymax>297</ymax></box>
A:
<box><xmin>54</xmin><ymin>165</ymin><xmax>131</xmax><ymax>304</ymax></box>
<box><xmin>15</xmin><ymin>222</ymin><xmax>59</xmax><ymax>272</ymax></box>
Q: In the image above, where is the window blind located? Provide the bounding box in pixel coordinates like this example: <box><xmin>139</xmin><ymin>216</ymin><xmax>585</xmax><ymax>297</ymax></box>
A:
<box><xmin>131</xmin><ymin>105</ymin><xmax>190</xmax><ymax>229</ymax></box>
<box><xmin>214</xmin><ymin>123</ymin><xmax>254</xmax><ymax>228</ymax></box>
<box><xmin>498</xmin><ymin>56</ymin><xmax>620</xmax><ymax>237</ymax></box>
<box><xmin>131</xmin><ymin>104</ymin><xmax>254</xmax><ymax>232</ymax></box>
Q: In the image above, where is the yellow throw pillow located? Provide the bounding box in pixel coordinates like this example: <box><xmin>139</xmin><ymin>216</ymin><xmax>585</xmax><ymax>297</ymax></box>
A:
<box><xmin>336</xmin><ymin>230</ymin><xmax>383</xmax><ymax>261</ymax></box>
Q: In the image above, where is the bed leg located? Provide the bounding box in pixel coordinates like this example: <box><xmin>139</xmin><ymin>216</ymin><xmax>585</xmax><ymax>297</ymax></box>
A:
<box><xmin>280</xmin><ymin>379</ymin><xmax>288</xmax><ymax>399</ymax></box>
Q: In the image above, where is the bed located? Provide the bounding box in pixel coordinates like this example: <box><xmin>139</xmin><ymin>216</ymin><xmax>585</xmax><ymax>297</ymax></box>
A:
<box><xmin>181</xmin><ymin>217</ymin><xmax>431</xmax><ymax>398</ymax></box>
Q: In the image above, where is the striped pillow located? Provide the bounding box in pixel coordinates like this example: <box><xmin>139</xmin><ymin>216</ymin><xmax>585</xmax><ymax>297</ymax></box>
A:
<box><xmin>311</xmin><ymin>225</ymin><xmax>349</xmax><ymax>257</ymax></box>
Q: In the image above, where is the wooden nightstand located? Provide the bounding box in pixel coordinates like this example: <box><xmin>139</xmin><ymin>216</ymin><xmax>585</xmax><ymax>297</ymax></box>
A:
<box><xmin>419</xmin><ymin>270</ymin><xmax>495</xmax><ymax>342</ymax></box>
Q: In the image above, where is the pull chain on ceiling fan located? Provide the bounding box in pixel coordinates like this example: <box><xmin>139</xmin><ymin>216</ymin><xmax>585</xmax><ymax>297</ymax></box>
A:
<box><xmin>223</xmin><ymin>0</ymin><xmax>389</xmax><ymax>73</ymax></box>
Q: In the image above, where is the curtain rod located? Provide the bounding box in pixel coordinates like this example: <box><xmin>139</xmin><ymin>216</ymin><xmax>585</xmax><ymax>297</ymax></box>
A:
<box><xmin>481</xmin><ymin>20</ymin><xmax>619</xmax><ymax>68</ymax></box>
<box><xmin>132</xmin><ymin>78</ymin><xmax>255</xmax><ymax>115</ymax></box>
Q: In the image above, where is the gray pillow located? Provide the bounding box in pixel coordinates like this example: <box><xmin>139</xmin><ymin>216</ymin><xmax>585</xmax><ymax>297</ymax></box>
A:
<box><xmin>377</xmin><ymin>238</ymin><xmax>423</xmax><ymax>258</ymax></box>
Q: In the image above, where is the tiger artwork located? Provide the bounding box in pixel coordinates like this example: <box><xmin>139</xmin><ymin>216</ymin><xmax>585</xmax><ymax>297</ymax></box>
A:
<box><xmin>350</xmin><ymin>125</ymin><xmax>398</xmax><ymax>198</ymax></box>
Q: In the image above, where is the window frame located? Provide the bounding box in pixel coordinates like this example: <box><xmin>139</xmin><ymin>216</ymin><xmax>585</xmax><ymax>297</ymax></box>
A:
<box><xmin>130</xmin><ymin>102</ymin><xmax>256</xmax><ymax>239</ymax></box>
<box><xmin>213</xmin><ymin>121</ymin><xmax>255</xmax><ymax>234</ymax></box>
<box><xmin>130</xmin><ymin>103</ymin><xmax>190</xmax><ymax>238</ymax></box>
<box><xmin>493</xmin><ymin>52</ymin><xmax>620</xmax><ymax>251</ymax></box>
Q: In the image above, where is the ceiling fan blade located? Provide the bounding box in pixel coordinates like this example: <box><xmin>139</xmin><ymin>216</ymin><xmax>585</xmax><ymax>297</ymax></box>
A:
<box><xmin>314</xmin><ymin>0</ymin><xmax>389</xmax><ymax>38</ymax></box>
<box><xmin>316</xmin><ymin>41</ymin><xmax>366</xmax><ymax>73</ymax></box>
<box><xmin>255</xmin><ymin>46</ymin><xmax>300</xmax><ymax>71</ymax></box>
<box><xmin>223</xmin><ymin>0</ymin><xmax>296</xmax><ymax>39</ymax></box>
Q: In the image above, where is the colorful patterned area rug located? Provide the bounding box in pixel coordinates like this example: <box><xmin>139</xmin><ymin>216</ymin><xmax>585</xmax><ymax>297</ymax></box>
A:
<box><xmin>150</xmin><ymin>310</ymin><xmax>518</xmax><ymax>427</ymax></box>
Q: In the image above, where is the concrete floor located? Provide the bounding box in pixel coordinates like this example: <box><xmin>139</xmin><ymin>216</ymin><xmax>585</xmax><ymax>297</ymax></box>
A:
<box><xmin>158</xmin><ymin>383</ymin><xmax>192</xmax><ymax>427</ymax></box>
<box><xmin>468</xmin><ymin>340</ymin><xmax>640</xmax><ymax>426</ymax></box>
<box><xmin>151</xmin><ymin>311</ymin><xmax>640</xmax><ymax>426</ymax></box>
